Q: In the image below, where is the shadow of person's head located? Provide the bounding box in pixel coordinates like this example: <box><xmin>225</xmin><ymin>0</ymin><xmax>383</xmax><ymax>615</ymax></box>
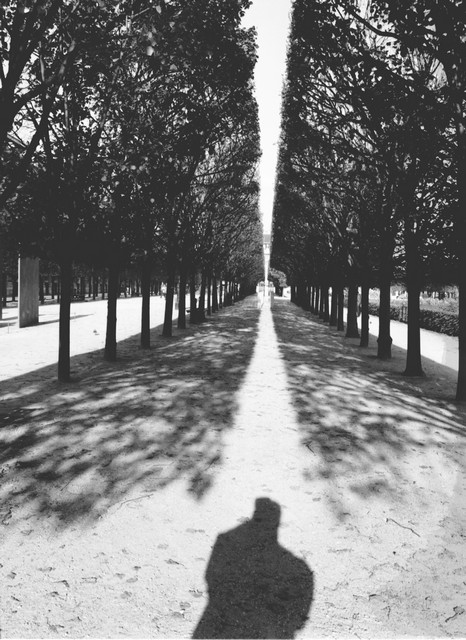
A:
<box><xmin>253</xmin><ymin>496</ymin><xmax>281</xmax><ymax>524</ymax></box>
<box><xmin>193</xmin><ymin>497</ymin><xmax>313</xmax><ymax>639</ymax></box>
<box><xmin>250</xmin><ymin>497</ymin><xmax>281</xmax><ymax>543</ymax></box>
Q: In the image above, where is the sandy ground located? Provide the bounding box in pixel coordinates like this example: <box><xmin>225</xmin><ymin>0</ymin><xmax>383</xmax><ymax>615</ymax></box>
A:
<box><xmin>0</xmin><ymin>295</ymin><xmax>465</xmax><ymax>638</ymax></box>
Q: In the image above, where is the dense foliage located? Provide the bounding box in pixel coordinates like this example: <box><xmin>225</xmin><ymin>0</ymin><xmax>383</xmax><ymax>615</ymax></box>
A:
<box><xmin>1</xmin><ymin>0</ymin><xmax>263</xmax><ymax>379</ymax></box>
<box><xmin>271</xmin><ymin>0</ymin><xmax>464</xmax><ymax>396</ymax></box>
<box><xmin>368</xmin><ymin>302</ymin><xmax>460</xmax><ymax>337</ymax></box>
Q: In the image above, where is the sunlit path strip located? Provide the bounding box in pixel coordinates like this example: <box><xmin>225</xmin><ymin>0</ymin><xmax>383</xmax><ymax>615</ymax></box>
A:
<box><xmin>208</xmin><ymin>298</ymin><xmax>307</xmax><ymax>519</ymax></box>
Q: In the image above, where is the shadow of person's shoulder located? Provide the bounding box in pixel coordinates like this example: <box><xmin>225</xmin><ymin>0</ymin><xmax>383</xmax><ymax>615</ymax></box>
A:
<box><xmin>274</xmin><ymin>546</ymin><xmax>314</xmax><ymax>607</ymax></box>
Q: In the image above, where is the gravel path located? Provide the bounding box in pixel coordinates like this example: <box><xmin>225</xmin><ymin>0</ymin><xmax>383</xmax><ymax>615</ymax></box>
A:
<box><xmin>1</xmin><ymin>295</ymin><xmax>465</xmax><ymax>638</ymax></box>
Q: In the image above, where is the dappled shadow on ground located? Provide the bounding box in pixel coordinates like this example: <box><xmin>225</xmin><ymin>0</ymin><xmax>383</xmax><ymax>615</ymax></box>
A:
<box><xmin>193</xmin><ymin>498</ymin><xmax>313</xmax><ymax>639</ymax></box>
<box><xmin>0</xmin><ymin>299</ymin><xmax>260</xmax><ymax>527</ymax></box>
<box><xmin>272</xmin><ymin>299</ymin><xmax>466</xmax><ymax>517</ymax></box>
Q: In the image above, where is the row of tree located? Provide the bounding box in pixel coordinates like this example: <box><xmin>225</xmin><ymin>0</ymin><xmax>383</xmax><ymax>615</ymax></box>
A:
<box><xmin>271</xmin><ymin>0</ymin><xmax>465</xmax><ymax>399</ymax></box>
<box><xmin>0</xmin><ymin>0</ymin><xmax>264</xmax><ymax>380</ymax></box>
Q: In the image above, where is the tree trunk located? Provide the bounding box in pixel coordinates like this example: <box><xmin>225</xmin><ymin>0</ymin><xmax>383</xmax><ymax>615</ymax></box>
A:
<box><xmin>296</xmin><ymin>282</ymin><xmax>304</xmax><ymax>309</ymax></box>
<box><xmin>322</xmin><ymin>284</ymin><xmax>330</xmax><ymax>322</ymax></box>
<box><xmin>302</xmin><ymin>284</ymin><xmax>307</xmax><ymax>309</ymax></box>
<box><xmin>329</xmin><ymin>285</ymin><xmax>338</xmax><ymax>326</ymax></box>
<box><xmin>58</xmin><ymin>258</ymin><xmax>72</xmax><ymax>381</ymax></box>
<box><xmin>346</xmin><ymin>283</ymin><xmax>360</xmax><ymax>338</ymax></box>
<box><xmin>212</xmin><ymin>275</ymin><xmax>219</xmax><ymax>312</ymax></box>
<box><xmin>104</xmin><ymin>261</ymin><xmax>119</xmax><ymax>361</ymax></box>
<box><xmin>178</xmin><ymin>267</ymin><xmax>187</xmax><ymax>329</ymax></box>
<box><xmin>404</xmin><ymin>223</ymin><xmax>424</xmax><ymax>376</ymax></box>
<box><xmin>301</xmin><ymin>284</ymin><xmax>307</xmax><ymax>309</ymax></box>
<box><xmin>189</xmin><ymin>272</ymin><xmax>198</xmax><ymax>323</ymax></box>
<box><xmin>319</xmin><ymin>285</ymin><xmax>325</xmax><ymax>318</ymax></box>
<box><xmin>140</xmin><ymin>259</ymin><xmax>151</xmax><ymax>348</ymax></box>
<box><xmin>376</xmin><ymin>172</ymin><xmax>395</xmax><ymax>358</ymax></box>
<box><xmin>207</xmin><ymin>273</ymin><xmax>212</xmax><ymax>316</ymax></box>
<box><xmin>39</xmin><ymin>275</ymin><xmax>44</xmax><ymax>304</ymax></box>
<box><xmin>337</xmin><ymin>286</ymin><xmax>345</xmax><ymax>331</ymax></box>
<box><xmin>296</xmin><ymin>283</ymin><xmax>303</xmax><ymax>308</ymax></box>
<box><xmin>377</xmin><ymin>249</ymin><xmax>393</xmax><ymax>359</ymax></box>
<box><xmin>1</xmin><ymin>277</ymin><xmax>5</xmax><ymax>311</ymax></box>
<box><xmin>3</xmin><ymin>274</ymin><xmax>8</xmax><ymax>307</ymax></box>
<box><xmin>359</xmin><ymin>280</ymin><xmax>370</xmax><ymax>347</ymax></box>
<box><xmin>198</xmin><ymin>272</ymin><xmax>206</xmax><ymax>318</ymax></box>
<box><xmin>219</xmin><ymin>278</ymin><xmax>223</xmax><ymax>308</ymax></box>
<box><xmin>162</xmin><ymin>261</ymin><xmax>176</xmax><ymax>337</ymax></box>
<box><xmin>314</xmin><ymin>286</ymin><xmax>320</xmax><ymax>316</ymax></box>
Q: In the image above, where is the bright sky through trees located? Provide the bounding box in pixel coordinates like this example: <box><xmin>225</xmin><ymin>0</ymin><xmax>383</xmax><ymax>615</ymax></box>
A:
<box><xmin>242</xmin><ymin>0</ymin><xmax>292</xmax><ymax>235</ymax></box>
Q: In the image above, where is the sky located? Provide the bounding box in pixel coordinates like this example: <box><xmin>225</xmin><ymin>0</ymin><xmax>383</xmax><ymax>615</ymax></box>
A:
<box><xmin>242</xmin><ymin>0</ymin><xmax>293</xmax><ymax>236</ymax></box>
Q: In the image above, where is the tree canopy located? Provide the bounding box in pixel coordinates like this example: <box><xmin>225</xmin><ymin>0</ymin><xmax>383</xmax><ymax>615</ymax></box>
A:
<box><xmin>1</xmin><ymin>0</ymin><xmax>263</xmax><ymax>379</ymax></box>
<box><xmin>272</xmin><ymin>0</ymin><xmax>462</xmax><ymax>391</ymax></box>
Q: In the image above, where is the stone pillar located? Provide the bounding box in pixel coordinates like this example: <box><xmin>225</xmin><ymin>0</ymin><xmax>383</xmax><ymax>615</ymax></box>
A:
<box><xmin>18</xmin><ymin>257</ymin><xmax>39</xmax><ymax>327</ymax></box>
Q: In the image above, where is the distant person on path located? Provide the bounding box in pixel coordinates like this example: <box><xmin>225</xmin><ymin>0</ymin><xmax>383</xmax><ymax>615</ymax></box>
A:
<box><xmin>193</xmin><ymin>498</ymin><xmax>313</xmax><ymax>639</ymax></box>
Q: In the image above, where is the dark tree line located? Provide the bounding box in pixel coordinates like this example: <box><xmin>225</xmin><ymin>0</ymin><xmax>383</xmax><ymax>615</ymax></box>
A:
<box><xmin>271</xmin><ymin>0</ymin><xmax>464</xmax><ymax>397</ymax></box>
<box><xmin>1</xmin><ymin>0</ymin><xmax>263</xmax><ymax>381</ymax></box>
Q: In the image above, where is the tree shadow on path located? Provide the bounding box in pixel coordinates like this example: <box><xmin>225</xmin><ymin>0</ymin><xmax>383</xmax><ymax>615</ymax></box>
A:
<box><xmin>193</xmin><ymin>497</ymin><xmax>313</xmax><ymax>639</ymax></box>
<box><xmin>0</xmin><ymin>299</ymin><xmax>260</xmax><ymax>527</ymax></box>
<box><xmin>271</xmin><ymin>299</ymin><xmax>466</xmax><ymax>517</ymax></box>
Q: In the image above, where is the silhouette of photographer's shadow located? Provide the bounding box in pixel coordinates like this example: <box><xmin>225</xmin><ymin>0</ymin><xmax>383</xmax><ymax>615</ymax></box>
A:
<box><xmin>193</xmin><ymin>498</ymin><xmax>313</xmax><ymax>639</ymax></box>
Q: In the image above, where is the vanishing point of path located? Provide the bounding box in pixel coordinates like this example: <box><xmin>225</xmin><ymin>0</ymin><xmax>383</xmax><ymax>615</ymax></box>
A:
<box><xmin>1</xmin><ymin>296</ymin><xmax>466</xmax><ymax>638</ymax></box>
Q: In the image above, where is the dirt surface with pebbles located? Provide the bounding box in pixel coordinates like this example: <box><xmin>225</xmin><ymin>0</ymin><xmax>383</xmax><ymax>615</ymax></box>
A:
<box><xmin>1</xmin><ymin>295</ymin><xmax>466</xmax><ymax>638</ymax></box>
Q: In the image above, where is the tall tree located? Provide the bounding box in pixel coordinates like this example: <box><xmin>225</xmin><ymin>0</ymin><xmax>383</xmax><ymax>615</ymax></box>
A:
<box><xmin>273</xmin><ymin>0</ymin><xmax>457</xmax><ymax>383</ymax></box>
<box><xmin>351</xmin><ymin>0</ymin><xmax>465</xmax><ymax>395</ymax></box>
